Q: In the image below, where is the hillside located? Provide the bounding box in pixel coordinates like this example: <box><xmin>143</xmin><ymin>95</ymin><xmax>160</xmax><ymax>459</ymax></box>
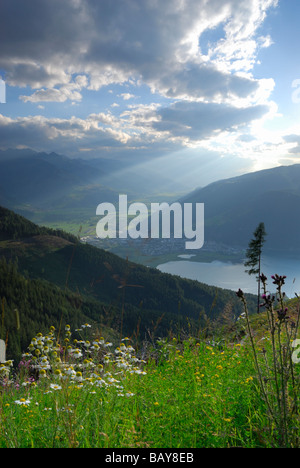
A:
<box><xmin>0</xmin><ymin>206</ymin><xmax>256</xmax><ymax>360</ymax></box>
<box><xmin>180</xmin><ymin>164</ymin><xmax>300</xmax><ymax>252</ymax></box>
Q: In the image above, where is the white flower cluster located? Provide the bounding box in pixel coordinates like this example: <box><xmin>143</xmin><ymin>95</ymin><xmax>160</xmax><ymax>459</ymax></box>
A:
<box><xmin>19</xmin><ymin>324</ymin><xmax>146</xmax><ymax>397</ymax></box>
<box><xmin>0</xmin><ymin>359</ymin><xmax>13</xmax><ymax>382</ymax></box>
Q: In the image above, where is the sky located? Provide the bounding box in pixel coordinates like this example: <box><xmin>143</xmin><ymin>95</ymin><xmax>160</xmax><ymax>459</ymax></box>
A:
<box><xmin>1</xmin><ymin>0</ymin><xmax>300</xmax><ymax>187</ymax></box>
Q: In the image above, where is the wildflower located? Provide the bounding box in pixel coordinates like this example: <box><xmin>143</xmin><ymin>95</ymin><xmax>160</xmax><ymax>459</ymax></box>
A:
<box><xmin>277</xmin><ymin>307</ymin><xmax>289</xmax><ymax>322</ymax></box>
<box><xmin>59</xmin><ymin>406</ymin><xmax>73</xmax><ymax>413</ymax></box>
<box><xmin>82</xmin><ymin>359</ymin><xmax>94</xmax><ymax>368</ymax></box>
<box><xmin>271</xmin><ymin>274</ymin><xmax>286</xmax><ymax>289</ymax></box>
<box><xmin>95</xmin><ymin>378</ymin><xmax>106</xmax><ymax>387</ymax></box>
<box><xmin>37</xmin><ymin>339</ymin><xmax>44</xmax><ymax>349</ymax></box>
<box><xmin>107</xmin><ymin>377</ymin><xmax>119</xmax><ymax>384</ymax></box>
<box><xmin>236</xmin><ymin>288</ymin><xmax>244</xmax><ymax>299</ymax></box>
<box><xmin>50</xmin><ymin>384</ymin><xmax>62</xmax><ymax>391</ymax></box>
<box><xmin>72</xmin><ymin>349</ymin><xmax>83</xmax><ymax>359</ymax></box>
<box><xmin>260</xmin><ymin>293</ymin><xmax>276</xmax><ymax>308</ymax></box>
<box><xmin>64</xmin><ymin>367</ymin><xmax>76</xmax><ymax>379</ymax></box>
<box><xmin>15</xmin><ymin>398</ymin><xmax>31</xmax><ymax>406</ymax></box>
<box><xmin>0</xmin><ymin>365</ymin><xmax>10</xmax><ymax>378</ymax></box>
<box><xmin>260</xmin><ymin>273</ymin><xmax>267</xmax><ymax>284</ymax></box>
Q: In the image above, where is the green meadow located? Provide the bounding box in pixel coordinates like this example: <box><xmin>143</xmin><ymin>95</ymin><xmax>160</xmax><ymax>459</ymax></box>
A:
<box><xmin>1</xmin><ymin>312</ymin><xmax>299</xmax><ymax>448</ymax></box>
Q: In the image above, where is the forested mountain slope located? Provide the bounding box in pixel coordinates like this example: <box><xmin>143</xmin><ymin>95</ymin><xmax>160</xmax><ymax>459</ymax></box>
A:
<box><xmin>0</xmin><ymin>206</ymin><xmax>256</xmax><ymax>360</ymax></box>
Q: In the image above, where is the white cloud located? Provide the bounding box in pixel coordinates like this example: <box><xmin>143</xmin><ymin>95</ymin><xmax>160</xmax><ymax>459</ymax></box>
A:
<box><xmin>19</xmin><ymin>75</ymin><xmax>88</xmax><ymax>103</ymax></box>
<box><xmin>119</xmin><ymin>93</ymin><xmax>135</xmax><ymax>101</ymax></box>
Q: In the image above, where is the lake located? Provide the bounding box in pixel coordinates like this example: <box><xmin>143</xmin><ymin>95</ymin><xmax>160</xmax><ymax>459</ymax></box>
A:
<box><xmin>157</xmin><ymin>255</ymin><xmax>300</xmax><ymax>296</ymax></box>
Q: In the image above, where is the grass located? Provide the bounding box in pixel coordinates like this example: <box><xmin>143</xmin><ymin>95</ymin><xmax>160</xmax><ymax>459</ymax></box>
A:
<box><xmin>2</xmin><ymin>320</ymin><xmax>297</xmax><ymax>448</ymax></box>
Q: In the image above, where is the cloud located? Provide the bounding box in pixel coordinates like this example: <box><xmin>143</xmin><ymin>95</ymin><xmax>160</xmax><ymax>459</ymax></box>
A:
<box><xmin>20</xmin><ymin>75</ymin><xmax>88</xmax><ymax>103</ymax></box>
<box><xmin>0</xmin><ymin>96</ymin><xmax>270</xmax><ymax>160</ymax></box>
<box><xmin>119</xmin><ymin>93</ymin><xmax>136</xmax><ymax>100</ymax></box>
<box><xmin>283</xmin><ymin>134</ymin><xmax>300</xmax><ymax>155</ymax></box>
<box><xmin>0</xmin><ymin>0</ymin><xmax>277</xmax><ymax>102</ymax></box>
<box><xmin>0</xmin><ymin>113</ymin><xmax>133</xmax><ymax>156</ymax></box>
<box><xmin>0</xmin><ymin>0</ymin><xmax>279</xmax><ymax>164</ymax></box>
<box><xmin>153</xmin><ymin>100</ymin><xmax>269</xmax><ymax>141</ymax></box>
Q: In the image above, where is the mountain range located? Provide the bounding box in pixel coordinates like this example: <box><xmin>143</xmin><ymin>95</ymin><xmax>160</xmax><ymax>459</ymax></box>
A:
<box><xmin>1</xmin><ymin>148</ymin><xmax>300</xmax><ymax>254</ymax></box>
<box><xmin>180</xmin><ymin>164</ymin><xmax>300</xmax><ymax>252</ymax></box>
<box><xmin>0</xmin><ymin>148</ymin><xmax>189</xmax><ymax>236</ymax></box>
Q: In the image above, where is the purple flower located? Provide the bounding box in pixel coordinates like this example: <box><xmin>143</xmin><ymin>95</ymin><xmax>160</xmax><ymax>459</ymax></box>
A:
<box><xmin>277</xmin><ymin>307</ymin><xmax>289</xmax><ymax>322</ymax></box>
<box><xmin>260</xmin><ymin>273</ymin><xmax>268</xmax><ymax>283</ymax></box>
<box><xmin>271</xmin><ymin>274</ymin><xmax>286</xmax><ymax>289</ymax></box>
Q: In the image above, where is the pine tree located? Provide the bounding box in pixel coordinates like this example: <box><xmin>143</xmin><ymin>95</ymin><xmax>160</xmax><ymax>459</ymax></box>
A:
<box><xmin>244</xmin><ymin>222</ymin><xmax>267</xmax><ymax>313</ymax></box>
